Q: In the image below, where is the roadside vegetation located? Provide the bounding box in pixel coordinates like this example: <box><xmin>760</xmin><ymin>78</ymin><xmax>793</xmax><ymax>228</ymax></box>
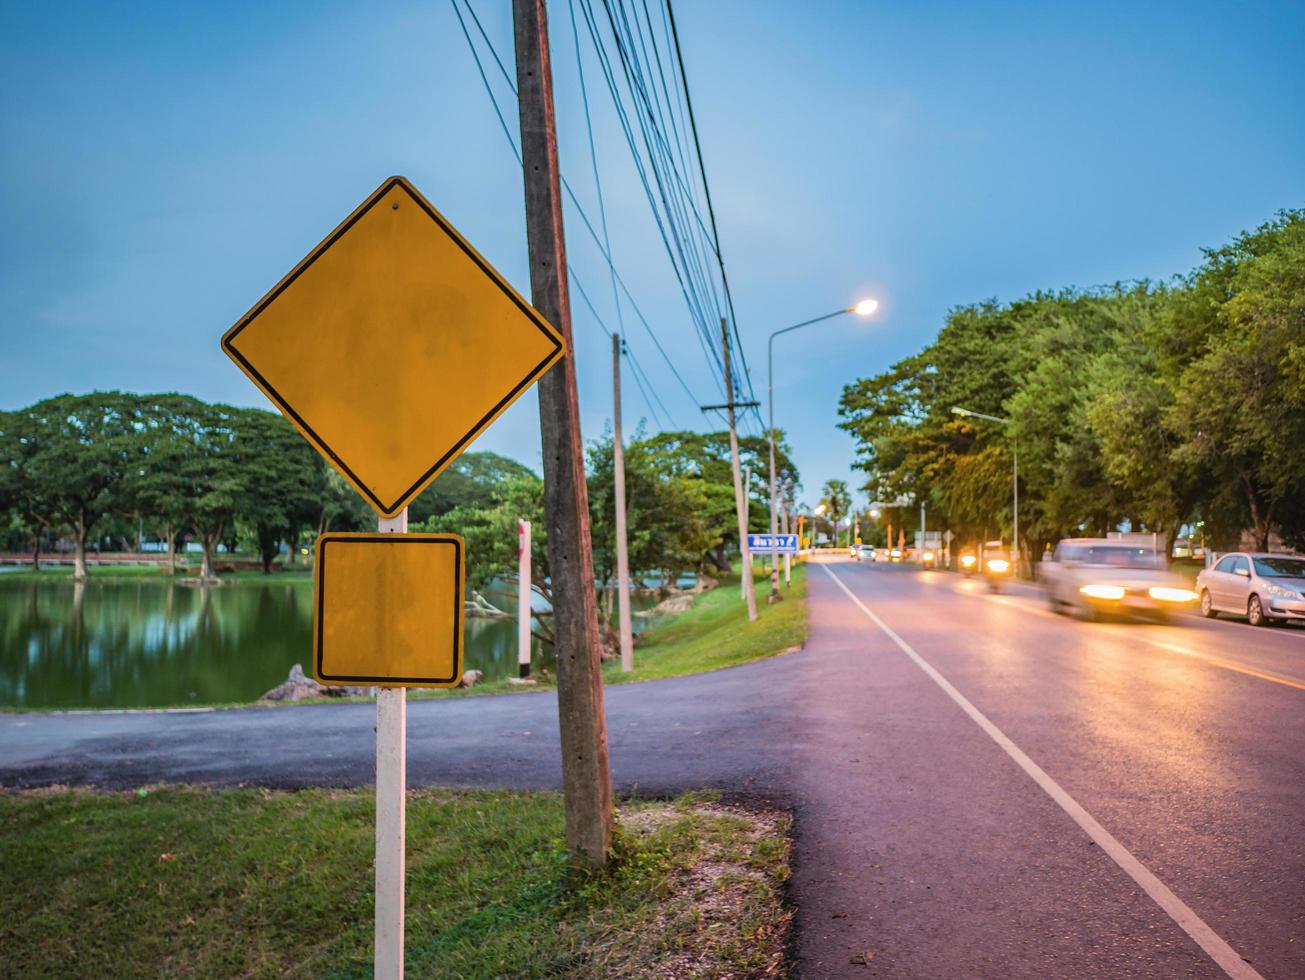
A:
<box><xmin>1</xmin><ymin>395</ymin><xmax>801</xmax><ymax>656</ymax></box>
<box><xmin>838</xmin><ymin>208</ymin><xmax>1305</xmax><ymax>557</ymax></box>
<box><xmin>407</xmin><ymin>566</ymin><xmax>807</xmax><ymax>702</ymax></box>
<box><xmin>0</xmin><ymin>786</ymin><xmax>791</xmax><ymax>978</ymax></box>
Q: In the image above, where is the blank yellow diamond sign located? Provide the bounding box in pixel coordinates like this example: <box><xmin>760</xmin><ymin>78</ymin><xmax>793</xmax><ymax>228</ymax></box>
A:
<box><xmin>314</xmin><ymin>533</ymin><xmax>464</xmax><ymax>687</ymax></box>
<box><xmin>222</xmin><ymin>176</ymin><xmax>564</xmax><ymax>517</ymax></box>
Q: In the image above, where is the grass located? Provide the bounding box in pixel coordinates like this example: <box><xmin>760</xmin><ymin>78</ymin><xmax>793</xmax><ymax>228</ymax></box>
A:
<box><xmin>0</xmin><ymin>564</ymin><xmax>313</xmax><ymax>584</ymax></box>
<box><xmin>0</xmin><ymin>786</ymin><xmax>791</xmax><ymax>978</ymax></box>
<box><xmin>406</xmin><ymin>564</ymin><xmax>809</xmax><ymax>703</ymax></box>
<box><xmin>603</xmin><ymin>565</ymin><xmax>808</xmax><ymax>686</ymax></box>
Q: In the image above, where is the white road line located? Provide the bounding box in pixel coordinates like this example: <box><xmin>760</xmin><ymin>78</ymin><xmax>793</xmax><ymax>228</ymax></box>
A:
<box><xmin>821</xmin><ymin>563</ymin><xmax>1263</xmax><ymax>980</ymax></box>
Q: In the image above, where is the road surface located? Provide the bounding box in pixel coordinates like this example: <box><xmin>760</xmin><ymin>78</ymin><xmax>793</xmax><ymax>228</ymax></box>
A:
<box><xmin>4</xmin><ymin>560</ymin><xmax>1303</xmax><ymax>978</ymax></box>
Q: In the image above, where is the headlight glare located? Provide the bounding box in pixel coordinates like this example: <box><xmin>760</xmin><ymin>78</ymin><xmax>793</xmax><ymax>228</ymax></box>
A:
<box><xmin>1081</xmin><ymin>584</ymin><xmax>1125</xmax><ymax>600</ymax></box>
<box><xmin>1148</xmin><ymin>586</ymin><xmax>1198</xmax><ymax>602</ymax></box>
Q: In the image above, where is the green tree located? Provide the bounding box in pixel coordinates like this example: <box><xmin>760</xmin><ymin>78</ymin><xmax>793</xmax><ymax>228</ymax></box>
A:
<box><xmin>232</xmin><ymin>409</ymin><xmax>323</xmax><ymax>573</ymax></box>
<box><xmin>820</xmin><ymin>479</ymin><xmax>851</xmax><ymax>543</ymax></box>
<box><xmin>1166</xmin><ymin>210</ymin><xmax>1305</xmax><ymax>549</ymax></box>
<box><xmin>586</xmin><ymin>429</ymin><xmax>715</xmax><ymax>594</ymax></box>
<box><xmin>0</xmin><ymin>393</ymin><xmax>141</xmax><ymax>579</ymax></box>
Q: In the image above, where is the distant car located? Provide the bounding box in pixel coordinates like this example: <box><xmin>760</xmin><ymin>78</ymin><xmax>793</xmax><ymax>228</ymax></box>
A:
<box><xmin>1196</xmin><ymin>553</ymin><xmax>1305</xmax><ymax>627</ymax></box>
<box><xmin>857</xmin><ymin>544</ymin><xmax>876</xmax><ymax>561</ymax></box>
<box><xmin>1040</xmin><ymin>538</ymin><xmax>1198</xmax><ymax>621</ymax></box>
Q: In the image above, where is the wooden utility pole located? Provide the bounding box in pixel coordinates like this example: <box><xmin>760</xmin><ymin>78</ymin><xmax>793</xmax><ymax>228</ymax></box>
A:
<box><xmin>513</xmin><ymin>0</ymin><xmax>613</xmax><ymax>867</ymax></box>
<box><xmin>721</xmin><ymin>317</ymin><xmax>758</xmax><ymax>622</ymax></box>
<box><xmin>612</xmin><ymin>334</ymin><xmax>634</xmax><ymax>672</ymax></box>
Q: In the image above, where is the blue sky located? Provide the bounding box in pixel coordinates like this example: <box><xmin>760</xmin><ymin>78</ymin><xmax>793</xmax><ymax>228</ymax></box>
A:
<box><xmin>2</xmin><ymin>0</ymin><xmax>1302</xmax><ymax>508</ymax></box>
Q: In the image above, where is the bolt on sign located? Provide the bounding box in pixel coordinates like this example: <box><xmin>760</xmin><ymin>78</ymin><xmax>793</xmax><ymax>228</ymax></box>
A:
<box><xmin>315</xmin><ymin>533</ymin><xmax>464</xmax><ymax>687</ymax></box>
<box><xmin>222</xmin><ymin>175</ymin><xmax>565</xmax><ymax>519</ymax></box>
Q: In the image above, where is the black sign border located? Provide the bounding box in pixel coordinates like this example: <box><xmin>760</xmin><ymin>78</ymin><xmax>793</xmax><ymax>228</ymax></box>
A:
<box><xmin>314</xmin><ymin>533</ymin><xmax>464</xmax><ymax>686</ymax></box>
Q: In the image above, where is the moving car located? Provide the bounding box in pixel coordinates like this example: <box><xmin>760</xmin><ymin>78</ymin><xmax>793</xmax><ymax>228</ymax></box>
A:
<box><xmin>1196</xmin><ymin>553</ymin><xmax>1305</xmax><ymax>627</ymax></box>
<box><xmin>857</xmin><ymin>544</ymin><xmax>876</xmax><ymax>562</ymax></box>
<box><xmin>1040</xmin><ymin>538</ymin><xmax>1197</xmax><ymax>621</ymax></box>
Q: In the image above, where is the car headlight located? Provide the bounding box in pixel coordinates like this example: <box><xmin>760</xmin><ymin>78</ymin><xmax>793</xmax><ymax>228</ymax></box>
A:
<box><xmin>985</xmin><ymin>558</ymin><xmax>1010</xmax><ymax>573</ymax></box>
<box><xmin>1262</xmin><ymin>581</ymin><xmax>1302</xmax><ymax>599</ymax></box>
<box><xmin>1148</xmin><ymin>586</ymin><xmax>1198</xmax><ymax>602</ymax></box>
<box><xmin>960</xmin><ymin>555</ymin><xmax>976</xmax><ymax>567</ymax></box>
<box><xmin>1080</xmin><ymin>584</ymin><xmax>1125</xmax><ymax>600</ymax></box>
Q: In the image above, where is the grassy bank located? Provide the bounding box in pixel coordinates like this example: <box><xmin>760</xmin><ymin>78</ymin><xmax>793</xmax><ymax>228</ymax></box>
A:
<box><xmin>0</xmin><ymin>786</ymin><xmax>790</xmax><ymax>978</ymax></box>
<box><xmin>604</xmin><ymin>564</ymin><xmax>808</xmax><ymax>686</ymax></box>
<box><xmin>0</xmin><ymin>564</ymin><xmax>313</xmax><ymax>584</ymax></box>
<box><xmin>410</xmin><ymin>564</ymin><xmax>809</xmax><ymax>702</ymax></box>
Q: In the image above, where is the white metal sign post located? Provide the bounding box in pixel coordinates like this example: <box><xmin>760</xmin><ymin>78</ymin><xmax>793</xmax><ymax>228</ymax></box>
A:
<box><xmin>518</xmin><ymin>519</ymin><xmax>531</xmax><ymax>678</ymax></box>
<box><xmin>375</xmin><ymin>507</ymin><xmax>408</xmax><ymax>980</ymax></box>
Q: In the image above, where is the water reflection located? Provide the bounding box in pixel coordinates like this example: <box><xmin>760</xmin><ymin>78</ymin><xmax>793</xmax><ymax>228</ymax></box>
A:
<box><xmin>0</xmin><ymin>578</ymin><xmax>661</xmax><ymax>709</ymax></box>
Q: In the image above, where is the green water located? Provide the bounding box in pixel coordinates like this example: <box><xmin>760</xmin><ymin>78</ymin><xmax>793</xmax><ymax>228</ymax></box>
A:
<box><xmin>0</xmin><ymin>576</ymin><xmax>666</xmax><ymax>709</ymax></box>
<box><xmin>0</xmin><ymin>578</ymin><xmax>541</xmax><ymax>709</ymax></box>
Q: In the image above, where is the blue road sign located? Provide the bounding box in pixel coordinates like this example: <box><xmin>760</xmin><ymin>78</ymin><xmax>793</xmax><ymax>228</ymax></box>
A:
<box><xmin>747</xmin><ymin>533</ymin><xmax>799</xmax><ymax>553</ymax></box>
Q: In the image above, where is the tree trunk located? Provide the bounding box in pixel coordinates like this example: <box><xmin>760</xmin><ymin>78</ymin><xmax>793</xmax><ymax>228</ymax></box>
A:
<box><xmin>1241</xmin><ymin>474</ymin><xmax>1273</xmax><ymax>551</ymax></box>
<box><xmin>164</xmin><ymin>522</ymin><xmax>175</xmax><ymax>575</ymax></box>
<box><xmin>31</xmin><ymin>529</ymin><xmax>40</xmax><ymax>571</ymax></box>
<box><xmin>73</xmin><ymin>514</ymin><xmax>88</xmax><ymax>582</ymax></box>
<box><xmin>201</xmin><ymin>531</ymin><xmax>220</xmax><ymax>582</ymax></box>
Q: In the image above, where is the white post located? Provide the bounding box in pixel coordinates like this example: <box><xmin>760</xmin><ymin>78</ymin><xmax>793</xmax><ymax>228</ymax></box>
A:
<box><xmin>375</xmin><ymin>507</ymin><xmax>408</xmax><ymax>980</ymax></box>
<box><xmin>741</xmin><ymin>465</ymin><xmax>752</xmax><ymax>601</ymax></box>
<box><xmin>518</xmin><ymin>519</ymin><xmax>532</xmax><ymax>677</ymax></box>
<box><xmin>781</xmin><ymin>500</ymin><xmax>791</xmax><ymax>586</ymax></box>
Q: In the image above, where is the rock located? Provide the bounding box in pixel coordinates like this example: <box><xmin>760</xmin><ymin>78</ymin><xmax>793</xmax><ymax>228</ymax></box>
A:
<box><xmin>649</xmin><ymin>593</ymin><xmax>695</xmax><ymax>616</ymax></box>
<box><xmin>507</xmin><ymin>676</ymin><xmax>538</xmax><ymax>686</ymax></box>
<box><xmin>259</xmin><ymin>663</ymin><xmax>355</xmax><ymax>702</ymax></box>
<box><xmin>460</xmin><ymin>669</ymin><xmax>484</xmax><ymax>688</ymax></box>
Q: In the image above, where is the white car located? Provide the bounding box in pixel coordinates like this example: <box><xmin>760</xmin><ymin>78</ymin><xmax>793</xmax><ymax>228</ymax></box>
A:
<box><xmin>1196</xmin><ymin>553</ymin><xmax>1305</xmax><ymax>627</ymax></box>
<box><xmin>1040</xmin><ymin>538</ymin><xmax>1198</xmax><ymax>621</ymax></box>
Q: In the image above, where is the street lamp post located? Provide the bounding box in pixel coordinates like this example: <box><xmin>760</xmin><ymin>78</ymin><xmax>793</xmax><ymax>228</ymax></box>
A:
<box><xmin>767</xmin><ymin>299</ymin><xmax>877</xmax><ymax>597</ymax></box>
<box><xmin>951</xmin><ymin>407</ymin><xmax>1018</xmax><ymax>576</ymax></box>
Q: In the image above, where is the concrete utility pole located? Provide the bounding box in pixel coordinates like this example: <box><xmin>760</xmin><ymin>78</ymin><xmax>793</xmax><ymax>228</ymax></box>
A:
<box><xmin>721</xmin><ymin>317</ymin><xmax>758</xmax><ymax>622</ymax></box>
<box><xmin>513</xmin><ymin>0</ymin><xmax>613</xmax><ymax>867</ymax></box>
<box><xmin>518</xmin><ymin>519</ymin><xmax>531</xmax><ymax>678</ymax></box>
<box><xmin>612</xmin><ymin>334</ymin><xmax>634</xmax><ymax>672</ymax></box>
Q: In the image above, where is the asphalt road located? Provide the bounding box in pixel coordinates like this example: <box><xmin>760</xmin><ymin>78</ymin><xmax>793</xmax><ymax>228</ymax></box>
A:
<box><xmin>4</xmin><ymin>560</ymin><xmax>1303</xmax><ymax>978</ymax></box>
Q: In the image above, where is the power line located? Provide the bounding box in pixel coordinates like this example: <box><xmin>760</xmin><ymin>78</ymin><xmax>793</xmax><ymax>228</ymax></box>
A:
<box><xmin>577</xmin><ymin>0</ymin><xmax>726</xmax><ymax>386</ymax></box>
<box><xmin>450</xmin><ymin>0</ymin><xmax>698</xmax><ymax>423</ymax></box>
<box><xmin>663</xmin><ymin>0</ymin><xmax>759</xmax><ymax>416</ymax></box>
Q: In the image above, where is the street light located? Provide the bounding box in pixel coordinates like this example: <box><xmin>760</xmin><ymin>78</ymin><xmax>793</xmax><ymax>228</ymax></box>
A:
<box><xmin>952</xmin><ymin>406</ymin><xmax>1019</xmax><ymax>576</ymax></box>
<box><xmin>767</xmin><ymin>300</ymin><xmax>878</xmax><ymax>595</ymax></box>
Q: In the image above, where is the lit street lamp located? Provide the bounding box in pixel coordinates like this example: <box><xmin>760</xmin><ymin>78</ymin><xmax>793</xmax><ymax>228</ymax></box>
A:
<box><xmin>952</xmin><ymin>406</ymin><xmax>1019</xmax><ymax>575</ymax></box>
<box><xmin>768</xmin><ymin>299</ymin><xmax>878</xmax><ymax>595</ymax></box>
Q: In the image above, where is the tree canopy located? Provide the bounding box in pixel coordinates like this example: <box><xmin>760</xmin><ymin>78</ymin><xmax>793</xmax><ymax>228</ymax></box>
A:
<box><xmin>839</xmin><ymin>208</ymin><xmax>1305</xmax><ymax>558</ymax></box>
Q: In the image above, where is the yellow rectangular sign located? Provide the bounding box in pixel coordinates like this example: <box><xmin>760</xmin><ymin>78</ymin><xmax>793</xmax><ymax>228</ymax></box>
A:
<box><xmin>314</xmin><ymin>533</ymin><xmax>464</xmax><ymax>687</ymax></box>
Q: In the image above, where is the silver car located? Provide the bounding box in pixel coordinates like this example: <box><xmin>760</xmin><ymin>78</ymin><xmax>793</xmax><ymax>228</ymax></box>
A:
<box><xmin>1196</xmin><ymin>553</ymin><xmax>1305</xmax><ymax>627</ymax></box>
<box><xmin>1040</xmin><ymin>538</ymin><xmax>1198</xmax><ymax>621</ymax></box>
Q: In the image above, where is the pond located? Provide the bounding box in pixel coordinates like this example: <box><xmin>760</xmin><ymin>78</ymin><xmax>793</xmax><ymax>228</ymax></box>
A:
<box><xmin>0</xmin><ymin>576</ymin><xmax>665</xmax><ymax>710</ymax></box>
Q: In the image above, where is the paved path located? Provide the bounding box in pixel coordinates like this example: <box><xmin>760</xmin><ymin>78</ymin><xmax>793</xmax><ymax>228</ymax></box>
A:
<box><xmin>6</xmin><ymin>561</ymin><xmax>1304</xmax><ymax>978</ymax></box>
